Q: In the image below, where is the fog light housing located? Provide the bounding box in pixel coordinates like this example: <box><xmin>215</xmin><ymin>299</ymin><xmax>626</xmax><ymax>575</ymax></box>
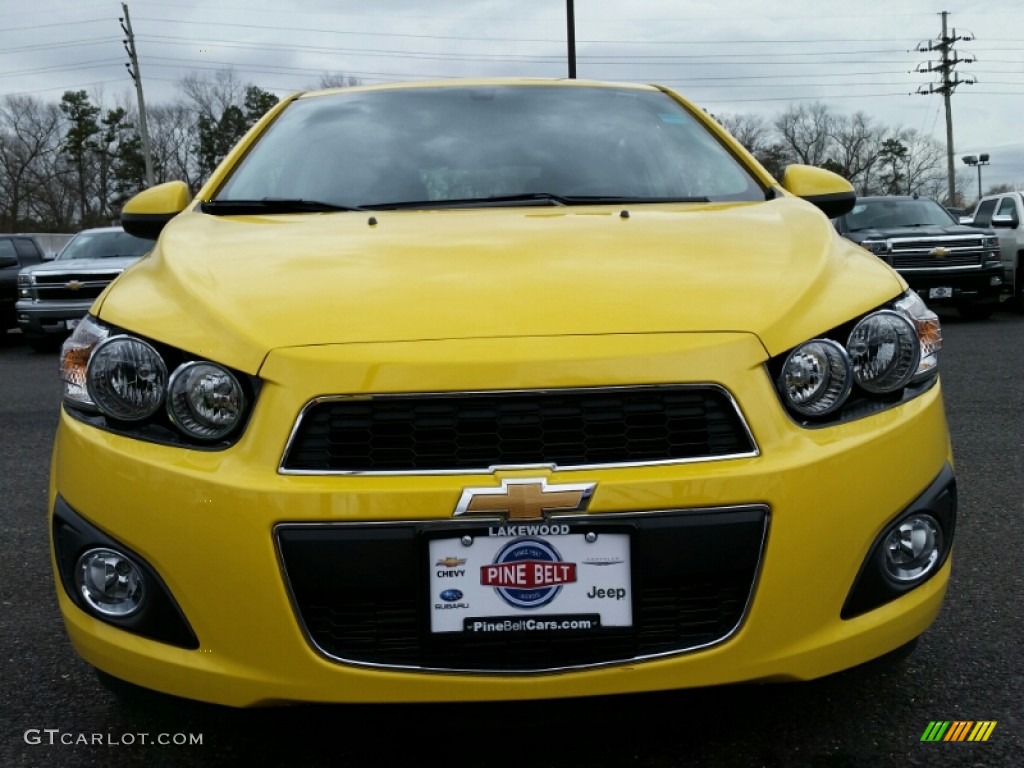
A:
<box><xmin>883</xmin><ymin>514</ymin><xmax>942</xmax><ymax>582</ymax></box>
<box><xmin>75</xmin><ymin>548</ymin><xmax>145</xmax><ymax>617</ymax></box>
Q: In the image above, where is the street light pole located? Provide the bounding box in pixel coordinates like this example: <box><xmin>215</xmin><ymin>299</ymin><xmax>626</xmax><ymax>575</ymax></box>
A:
<box><xmin>566</xmin><ymin>0</ymin><xmax>576</xmax><ymax>79</ymax></box>
<box><xmin>961</xmin><ymin>153</ymin><xmax>990</xmax><ymax>201</ymax></box>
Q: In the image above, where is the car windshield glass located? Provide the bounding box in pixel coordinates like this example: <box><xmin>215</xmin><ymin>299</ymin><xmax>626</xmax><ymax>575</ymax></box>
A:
<box><xmin>214</xmin><ymin>85</ymin><xmax>764</xmax><ymax>208</ymax></box>
<box><xmin>58</xmin><ymin>231</ymin><xmax>152</xmax><ymax>260</ymax></box>
<box><xmin>844</xmin><ymin>199</ymin><xmax>955</xmax><ymax>230</ymax></box>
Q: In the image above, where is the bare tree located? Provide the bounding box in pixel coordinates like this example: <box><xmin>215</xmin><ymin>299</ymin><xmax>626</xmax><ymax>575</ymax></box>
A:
<box><xmin>148</xmin><ymin>103</ymin><xmax>202</xmax><ymax>191</ymax></box>
<box><xmin>318</xmin><ymin>73</ymin><xmax>362</xmax><ymax>89</ymax></box>
<box><xmin>827</xmin><ymin>112</ymin><xmax>886</xmax><ymax>194</ymax></box>
<box><xmin>896</xmin><ymin>129</ymin><xmax>948</xmax><ymax>200</ymax></box>
<box><xmin>179</xmin><ymin>69</ymin><xmax>247</xmax><ymax>123</ymax></box>
<box><xmin>774</xmin><ymin>102</ymin><xmax>834</xmax><ymax>167</ymax></box>
<box><xmin>0</xmin><ymin>95</ymin><xmax>64</xmax><ymax>230</ymax></box>
<box><xmin>718</xmin><ymin>113</ymin><xmax>772</xmax><ymax>155</ymax></box>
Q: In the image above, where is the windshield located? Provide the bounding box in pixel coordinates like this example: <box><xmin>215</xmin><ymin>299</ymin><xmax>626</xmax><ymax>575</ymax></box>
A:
<box><xmin>58</xmin><ymin>230</ymin><xmax>152</xmax><ymax>261</ymax></box>
<box><xmin>843</xmin><ymin>199</ymin><xmax>956</xmax><ymax>231</ymax></box>
<box><xmin>214</xmin><ymin>85</ymin><xmax>764</xmax><ymax>208</ymax></box>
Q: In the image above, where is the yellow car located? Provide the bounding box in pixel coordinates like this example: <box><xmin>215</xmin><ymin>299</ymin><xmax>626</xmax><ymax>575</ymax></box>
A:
<box><xmin>50</xmin><ymin>79</ymin><xmax>955</xmax><ymax>707</ymax></box>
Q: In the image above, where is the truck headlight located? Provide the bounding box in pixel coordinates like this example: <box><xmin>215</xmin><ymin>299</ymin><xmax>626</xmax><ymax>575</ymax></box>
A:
<box><xmin>17</xmin><ymin>272</ymin><xmax>34</xmax><ymax>298</ymax></box>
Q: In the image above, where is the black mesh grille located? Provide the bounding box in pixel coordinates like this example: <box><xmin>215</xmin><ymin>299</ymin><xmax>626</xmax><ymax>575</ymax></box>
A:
<box><xmin>283</xmin><ymin>387</ymin><xmax>754</xmax><ymax>472</ymax></box>
<box><xmin>276</xmin><ymin>508</ymin><xmax>766</xmax><ymax>671</ymax></box>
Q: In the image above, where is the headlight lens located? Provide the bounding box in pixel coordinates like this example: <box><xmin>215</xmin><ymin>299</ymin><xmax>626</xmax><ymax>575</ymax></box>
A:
<box><xmin>860</xmin><ymin>239</ymin><xmax>887</xmax><ymax>255</ymax></box>
<box><xmin>847</xmin><ymin>310</ymin><xmax>921</xmax><ymax>393</ymax></box>
<box><xmin>167</xmin><ymin>362</ymin><xmax>246</xmax><ymax>440</ymax></box>
<box><xmin>86</xmin><ymin>336</ymin><xmax>168</xmax><ymax>421</ymax></box>
<box><xmin>777</xmin><ymin>339</ymin><xmax>852</xmax><ymax>416</ymax></box>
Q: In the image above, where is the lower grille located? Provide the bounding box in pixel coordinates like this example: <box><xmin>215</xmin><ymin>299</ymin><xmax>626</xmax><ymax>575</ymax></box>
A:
<box><xmin>282</xmin><ymin>386</ymin><xmax>756</xmax><ymax>473</ymax></box>
<box><xmin>276</xmin><ymin>507</ymin><xmax>767</xmax><ymax>672</ymax></box>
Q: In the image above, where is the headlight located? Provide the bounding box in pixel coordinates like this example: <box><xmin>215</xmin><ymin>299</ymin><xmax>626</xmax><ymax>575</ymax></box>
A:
<box><xmin>771</xmin><ymin>290</ymin><xmax>941</xmax><ymax>422</ymax></box>
<box><xmin>777</xmin><ymin>340</ymin><xmax>852</xmax><ymax>416</ymax></box>
<box><xmin>86</xmin><ymin>336</ymin><xmax>168</xmax><ymax>421</ymax></box>
<box><xmin>860</xmin><ymin>239</ymin><xmax>887</xmax><ymax>255</ymax></box>
<box><xmin>847</xmin><ymin>311</ymin><xmax>920</xmax><ymax>393</ymax></box>
<box><xmin>981</xmin><ymin>235</ymin><xmax>998</xmax><ymax>249</ymax></box>
<box><xmin>168</xmin><ymin>362</ymin><xmax>246</xmax><ymax>440</ymax></box>
<box><xmin>17</xmin><ymin>272</ymin><xmax>34</xmax><ymax>298</ymax></box>
<box><xmin>60</xmin><ymin>315</ymin><xmax>255</xmax><ymax>446</ymax></box>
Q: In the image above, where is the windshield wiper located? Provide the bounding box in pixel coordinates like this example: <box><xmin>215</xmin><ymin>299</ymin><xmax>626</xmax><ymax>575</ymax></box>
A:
<box><xmin>362</xmin><ymin>192</ymin><xmax>711</xmax><ymax>210</ymax></box>
<box><xmin>201</xmin><ymin>198</ymin><xmax>363</xmax><ymax>215</ymax></box>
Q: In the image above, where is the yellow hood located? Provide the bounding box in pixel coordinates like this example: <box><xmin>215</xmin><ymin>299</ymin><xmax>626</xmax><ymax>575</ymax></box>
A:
<box><xmin>100</xmin><ymin>197</ymin><xmax>903</xmax><ymax>374</ymax></box>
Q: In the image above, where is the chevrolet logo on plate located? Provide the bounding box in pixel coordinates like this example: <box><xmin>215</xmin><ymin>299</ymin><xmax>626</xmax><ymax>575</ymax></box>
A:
<box><xmin>930</xmin><ymin>247</ymin><xmax>950</xmax><ymax>258</ymax></box>
<box><xmin>454</xmin><ymin>479</ymin><xmax>596</xmax><ymax>521</ymax></box>
<box><xmin>65</xmin><ymin>280</ymin><xmax>83</xmax><ymax>291</ymax></box>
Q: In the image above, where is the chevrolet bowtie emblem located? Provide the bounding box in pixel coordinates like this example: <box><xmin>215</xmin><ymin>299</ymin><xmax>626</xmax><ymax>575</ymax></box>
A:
<box><xmin>65</xmin><ymin>280</ymin><xmax>83</xmax><ymax>291</ymax></box>
<box><xmin>930</xmin><ymin>247</ymin><xmax>950</xmax><ymax>258</ymax></box>
<box><xmin>454</xmin><ymin>479</ymin><xmax>596</xmax><ymax>521</ymax></box>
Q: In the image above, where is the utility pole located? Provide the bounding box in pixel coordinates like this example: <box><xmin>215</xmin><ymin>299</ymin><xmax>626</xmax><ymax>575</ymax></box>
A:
<box><xmin>566</xmin><ymin>0</ymin><xmax>576</xmax><ymax>79</ymax></box>
<box><xmin>914</xmin><ymin>11</ymin><xmax>975</xmax><ymax>206</ymax></box>
<box><xmin>120</xmin><ymin>3</ymin><xmax>155</xmax><ymax>187</ymax></box>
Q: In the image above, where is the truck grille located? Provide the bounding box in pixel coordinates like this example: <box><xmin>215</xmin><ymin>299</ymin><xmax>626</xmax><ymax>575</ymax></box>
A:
<box><xmin>276</xmin><ymin>507</ymin><xmax>767</xmax><ymax>672</ymax></box>
<box><xmin>29</xmin><ymin>270</ymin><xmax>122</xmax><ymax>301</ymax></box>
<box><xmin>281</xmin><ymin>386</ymin><xmax>756</xmax><ymax>474</ymax></box>
<box><xmin>888</xmin><ymin>235</ymin><xmax>988</xmax><ymax>270</ymax></box>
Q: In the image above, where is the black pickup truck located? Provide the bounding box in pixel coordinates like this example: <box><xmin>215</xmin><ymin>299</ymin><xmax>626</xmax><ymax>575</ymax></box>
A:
<box><xmin>0</xmin><ymin>234</ymin><xmax>47</xmax><ymax>339</ymax></box>
<box><xmin>834</xmin><ymin>195</ymin><xmax>1004</xmax><ymax>319</ymax></box>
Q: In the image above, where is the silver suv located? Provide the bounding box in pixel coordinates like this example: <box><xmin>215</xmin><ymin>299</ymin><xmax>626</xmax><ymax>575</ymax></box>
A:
<box><xmin>16</xmin><ymin>226</ymin><xmax>151</xmax><ymax>351</ymax></box>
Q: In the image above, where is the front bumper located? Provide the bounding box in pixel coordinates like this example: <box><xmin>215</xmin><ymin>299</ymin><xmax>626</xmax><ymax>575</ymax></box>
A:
<box><xmin>50</xmin><ymin>333</ymin><xmax>954</xmax><ymax>706</ymax></box>
<box><xmin>899</xmin><ymin>264</ymin><xmax>1004</xmax><ymax>305</ymax></box>
<box><xmin>16</xmin><ymin>298</ymin><xmax>93</xmax><ymax>338</ymax></box>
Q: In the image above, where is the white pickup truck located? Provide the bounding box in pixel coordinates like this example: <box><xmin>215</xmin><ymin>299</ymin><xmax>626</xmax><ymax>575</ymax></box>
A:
<box><xmin>968</xmin><ymin>191</ymin><xmax>1024</xmax><ymax>307</ymax></box>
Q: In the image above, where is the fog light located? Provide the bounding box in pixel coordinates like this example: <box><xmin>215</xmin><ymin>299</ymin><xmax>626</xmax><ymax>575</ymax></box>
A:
<box><xmin>991</xmin><ymin>276</ymin><xmax>1002</xmax><ymax>286</ymax></box>
<box><xmin>883</xmin><ymin>514</ymin><xmax>942</xmax><ymax>582</ymax></box>
<box><xmin>75</xmin><ymin>548</ymin><xmax>145</xmax><ymax>617</ymax></box>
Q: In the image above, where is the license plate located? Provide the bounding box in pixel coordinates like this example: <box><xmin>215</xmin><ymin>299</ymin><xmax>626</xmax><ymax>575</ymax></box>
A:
<box><xmin>428</xmin><ymin>529</ymin><xmax>631</xmax><ymax>633</ymax></box>
<box><xmin>929</xmin><ymin>286</ymin><xmax>953</xmax><ymax>299</ymax></box>
<box><xmin>66</xmin><ymin>318</ymin><xmax>80</xmax><ymax>330</ymax></box>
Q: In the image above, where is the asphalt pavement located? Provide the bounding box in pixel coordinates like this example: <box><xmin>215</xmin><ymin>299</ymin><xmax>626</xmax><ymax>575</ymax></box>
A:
<box><xmin>1</xmin><ymin>308</ymin><xmax>1021</xmax><ymax>768</ymax></box>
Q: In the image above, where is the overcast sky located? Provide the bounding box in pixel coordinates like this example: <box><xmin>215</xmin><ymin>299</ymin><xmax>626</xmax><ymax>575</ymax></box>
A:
<box><xmin>3</xmin><ymin>0</ymin><xmax>1022</xmax><ymax>190</ymax></box>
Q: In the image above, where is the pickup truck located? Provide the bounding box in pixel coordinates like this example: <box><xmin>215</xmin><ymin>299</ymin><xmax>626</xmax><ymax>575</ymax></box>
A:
<box><xmin>15</xmin><ymin>226</ymin><xmax>151</xmax><ymax>351</ymax></box>
<box><xmin>0</xmin><ymin>234</ymin><xmax>47</xmax><ymax>340</ymax></box>
<box><xmin>966</xmin><ymin>191</ymin><xmax>1024</xmax><ymax>308</ymax></box>
<box><xmin>833</xmin><ymin>195</ymin><xmax>1004</xmax><ymax>319</ymax></box>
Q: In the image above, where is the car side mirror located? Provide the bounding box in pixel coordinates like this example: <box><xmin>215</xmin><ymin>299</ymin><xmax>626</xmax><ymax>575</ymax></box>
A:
<box><xmin>990</xmin><ymin>213</ymin><xmax>1019</xmax><ymax>229</ymax></box>
<box><xmin>780</xmin><ymin>165</ymin><xmax>856</xmax><ymax>218</ymax></box>
<box><xmin>0</xmin><ymin>255</ymin><xmax>18</xmax><ymax>268</ymax></box>
<box><xmin>121</xmin><ymin>180</ymin><xmax>192</xmax><ymax>240</ymax></box>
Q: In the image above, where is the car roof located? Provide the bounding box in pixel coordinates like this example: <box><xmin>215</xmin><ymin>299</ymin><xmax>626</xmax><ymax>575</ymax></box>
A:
<box><xmin>299</xmin><ymin>77</ymin><xmax>661</xmax><ymax>101</ymax></box>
